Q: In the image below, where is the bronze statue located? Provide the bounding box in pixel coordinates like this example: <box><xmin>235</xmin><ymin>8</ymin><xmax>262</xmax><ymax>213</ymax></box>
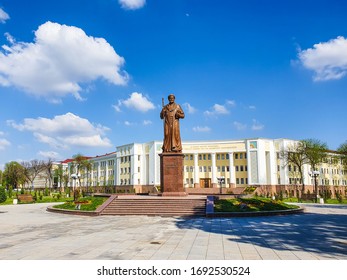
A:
<box><xmin>160</xmin><ymin>94</ymin><xmax>185</xmax><ymax>153</ymax></box>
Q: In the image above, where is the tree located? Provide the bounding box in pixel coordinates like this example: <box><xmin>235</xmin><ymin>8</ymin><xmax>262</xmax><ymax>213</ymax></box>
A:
<box><xmin>302</xmin><ymin>139</ymin><xmax>328</xmax><ymax>171</ymax></box>
<box><xmin>42</xmin><ymin>159</ymin><xmax>54</xmax><ymax>189</ymax></box>
<box><xmin>0</xmin><ymin>186</ymin><xmax>7</xmax><ymax>203</ymax></box>
<box><xmin>21</xmin><ymin>160</ymin><xmax>45</xmax><ymax>190</ymax></box>
<box><xmin>3</xmin><ymin>161</ymin><xmax>26</xmax><ymax>189</ymax></box>
<box><xmin>337</xmin><ymin>141</ymin><xmax>347</xmax><ymax>169</ymax></box>
<box><xmin>280</xmin><ymin>141</ymin><xmax>307</xmax><ymax>195</ymax></box>
<box><xmin>0</xmin><ymin>170</ymin><xmax>3</xmax><ymax>186</ymax></box>
<box><xmin>302</xmin><ymin>138</ymin><xmax>328</xmax><ymax>202</ymax></box>
<box><xmin>54</xmin><ymin>165</ymin><xmax>64</xmax><ymax>191</ymax></box>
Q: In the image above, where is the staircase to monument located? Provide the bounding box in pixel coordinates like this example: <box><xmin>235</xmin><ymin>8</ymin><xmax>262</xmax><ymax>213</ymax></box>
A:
<box><xmin>99</xmin><ymin>196</ymin><xmax>207</xmax><ymax>217</ymax></box>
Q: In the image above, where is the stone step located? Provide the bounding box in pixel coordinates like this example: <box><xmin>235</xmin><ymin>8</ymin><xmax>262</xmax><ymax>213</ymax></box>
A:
<box><xmin>100</xmin><ymin>197</ymin><xmax>206</xmax><ymax>217</ymax></box>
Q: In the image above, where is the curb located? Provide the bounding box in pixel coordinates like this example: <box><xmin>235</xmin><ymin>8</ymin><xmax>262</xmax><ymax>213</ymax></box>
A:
<box><xmin>206</xmin><ymin>206</ymin><xmax>305</xmax><ymax>218</ymax></box>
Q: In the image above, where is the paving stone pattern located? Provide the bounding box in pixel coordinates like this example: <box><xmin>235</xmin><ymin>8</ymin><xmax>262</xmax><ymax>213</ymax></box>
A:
<box><xmin>0</xmin><ymin>203</ymin><xmax>346</xmax><ymax>260</ymax></box>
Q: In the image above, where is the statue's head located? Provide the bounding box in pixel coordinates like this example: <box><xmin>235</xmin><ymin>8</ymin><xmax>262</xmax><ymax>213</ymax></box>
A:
<box><xmin>168</xmin><ymin>94</ymin><xmax>175</xmax><ymax>103</ymax></box>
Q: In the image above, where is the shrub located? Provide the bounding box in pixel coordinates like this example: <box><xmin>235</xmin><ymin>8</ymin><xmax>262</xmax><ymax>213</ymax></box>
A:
<box><xmin>0</xmin><ymin>186</ymin><xmax>7</xmax><ymax>203</ymax></box>
<box><xmin>8</xmin><ymin>186</ymin><xmax>13</xmax><ymax>198</ymax></box>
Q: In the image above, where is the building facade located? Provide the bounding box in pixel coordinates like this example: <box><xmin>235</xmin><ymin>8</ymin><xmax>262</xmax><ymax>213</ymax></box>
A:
<box><xmin>65</xmin><ymin>138</ymin><xmax>347</xmax><ymax>193</ymax></box>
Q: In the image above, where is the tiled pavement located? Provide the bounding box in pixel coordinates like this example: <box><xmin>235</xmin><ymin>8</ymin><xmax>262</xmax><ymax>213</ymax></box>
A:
<box><xmin>0</xmin><ymin>202</ymin><xmax>346</xmax><ymax>260</ymax></box>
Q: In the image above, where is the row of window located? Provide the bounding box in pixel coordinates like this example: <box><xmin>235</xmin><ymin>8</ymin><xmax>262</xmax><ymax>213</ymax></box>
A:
<box><xmin>184</xmin><ymin>153</ymin><xmax>247</xmax><ymax>161</ymax></box>
<box><xmin>184</xmin><ymin>165</ymin><xmax>247</xmax><ymax>173</ymax></box>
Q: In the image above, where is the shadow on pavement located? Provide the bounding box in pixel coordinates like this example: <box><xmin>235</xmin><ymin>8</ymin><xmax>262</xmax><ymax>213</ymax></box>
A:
<box><xmin>175</xmin><ymin>212</ymin><xmax>347</xmax><ymax>256</ymax></box>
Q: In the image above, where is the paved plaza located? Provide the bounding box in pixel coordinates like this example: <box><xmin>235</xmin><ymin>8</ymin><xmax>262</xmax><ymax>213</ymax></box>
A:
<box><xmin>0</xmin><ymin>202</ymin><xmax>347</xmax><ymax>260</ymax></box>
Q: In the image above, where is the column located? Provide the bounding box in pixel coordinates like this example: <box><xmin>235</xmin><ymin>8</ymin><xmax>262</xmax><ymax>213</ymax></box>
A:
<box><xmin>105</xmin><ymin>161</ymin><xmax>109</xmax><ymax>185</ymax></box>
<box><xmin>97</xmin><ymin>162</ymin><xmax>101</xmax><ymax>186</ymax></box>
<box><xmin>211</xmin><ymin>153</ymin><xmax>217</xmax><ymax>188</ymax></box>
<box><xmin>194</xmin><ymin>153</ymin><xmax>200</xmax><ymax>188</ymax></box>
<box><xmin>228</xmin><ymin>152</ymin><xmax>235</xmax><ymax>187</ymax></box>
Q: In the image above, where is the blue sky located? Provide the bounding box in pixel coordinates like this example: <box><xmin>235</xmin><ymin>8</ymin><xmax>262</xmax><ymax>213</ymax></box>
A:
<box><xmin>0</xmin><ymin>0</ymin><xmax>347</xmax><ymax>169</ymax></box>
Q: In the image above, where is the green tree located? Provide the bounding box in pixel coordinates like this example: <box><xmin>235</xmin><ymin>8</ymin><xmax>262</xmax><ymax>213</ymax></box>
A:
<box><xmin>3</xmin><ymin>161</ymin><xmax>26</xmax><ymax>189</ymax></box>
<box><xmin>54</xmin><ymin>165</ymin><xmax>64</xmax><ymax>191</ymax></box>
<box><xmin>337</xmin><ymin>141</ymin><xmax>347</xmax><ymax>169</ymax></box>
<box><xmin>0</xmin><ymin>186</ymin><xmax>7</xmax><ymax>203</ymax></box>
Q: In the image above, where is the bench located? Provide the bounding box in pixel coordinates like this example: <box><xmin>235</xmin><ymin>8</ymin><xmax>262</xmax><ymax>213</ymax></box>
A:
<box><xmin>17</xmin><ymin>194</ymin><xmax>34</xmax><ymax>203</ymax></box>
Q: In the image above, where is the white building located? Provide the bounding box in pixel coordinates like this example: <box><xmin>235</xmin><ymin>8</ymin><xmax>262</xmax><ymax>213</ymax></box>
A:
<box><xmin>65</xmin><ymin>138</ymin><xmax>347</xmax><ymax>194</ymax></box>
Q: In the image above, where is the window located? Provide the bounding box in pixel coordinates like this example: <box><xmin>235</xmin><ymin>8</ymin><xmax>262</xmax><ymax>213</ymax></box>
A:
<box><xmin>203</xmin><ymin>154</ymin><xmax>206</xmax><ymax>160</ymax></box>
<box><xmin>226</xmin><ymin>154</ymin><xmax>229</xmax><ymax>160</ymax></box>
<box><xmin>203</xmin><ymin>166</ymin><xmax>207</xmax><ymax>172</ymax></box>
<box><xmin>222</xmin><ymin>166</ymin><xmax>225</xmax><ymax>172</ymax></box>
<box><xmin>236</xmin><ymin>178</ymin><xmax>240</xmax><ymax>184</ymax></box>
<box><xmin>240</xmin><ymin>166</ymin><xmax>244</xmax><ymax>172</ymax></box>
<box><xmin>199</xmin><ymin>155</ymin><xmax>202</xmax><ymax>160</ymax></box>
<box><xmin>217</xmin><ymin>154</ymin><xmax>220</xmax><ymax>160</ymax></box>
<box><xmin>240</xmin><ymin>153</ymin><xmax>243</xmax><ymax>159</ymax></box>
<box><xmin>235</xmin><ymin>153</ymin><xmax>238</xmax><ymax>159</ymax></box>
<box><xmin>221</xmin><ymin>154</ymin><xmax>225</xmax><ymax>160</ymax></box>
<box><xmin>241</xmin><ymin>178</ymin><xmax>244</xmax><ymax>184</ymax></box>
<box><xmin>208</xmin><ymin>154</ymin><xmax>211</xmax><ymax>160</ymax></box>
<box><xmin>236</xmin><ymin>166</ymin><xmax>239</xmax><ymax>172</ymax></box>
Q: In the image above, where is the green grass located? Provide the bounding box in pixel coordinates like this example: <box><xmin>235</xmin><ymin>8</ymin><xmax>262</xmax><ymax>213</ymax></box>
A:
<box><xmin>53</xmin><ymin>196</ymin><xmax>107</xmax><ymax>211</ymax></box>
<box><xmin>282</xmin><ymin>197</ymin><xmax>347</xmax><ymax>204</ymax></box>
<box><xmin>214</xmin><ymin>197</ymin><xmax>300</xmax><ymax>212</ymax></box>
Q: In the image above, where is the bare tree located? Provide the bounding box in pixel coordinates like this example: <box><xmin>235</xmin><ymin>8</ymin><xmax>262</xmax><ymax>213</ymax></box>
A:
<box><xmin>43</xmin><ymin>159</ymin><xmax>54</xmax><ymax>190</ymax></box>
<box><xmin>280</xmin><ymin>141</ymin><xmax>307</xmax><ymax>195</ymax></box>
<box><xmin>21</xmin><ymin>160</ymin><xmax>45</xmax><ymax>190</ymax></box>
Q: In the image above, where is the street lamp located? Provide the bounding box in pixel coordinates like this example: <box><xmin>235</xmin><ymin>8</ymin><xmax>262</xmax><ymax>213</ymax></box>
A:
<box><xmin>309</xmin><ymin>170</ymin><xmax>320</xmax><ymax>203</ymax></box>
<box><xmin>71</xmin><ymin>173</ymin><xmax>80</xmax><ymax>201</ymax></box>
<box><xmin>217</xmin><ymin>176</ymin><xmax>225</xmax><ymax>194</ymax></box>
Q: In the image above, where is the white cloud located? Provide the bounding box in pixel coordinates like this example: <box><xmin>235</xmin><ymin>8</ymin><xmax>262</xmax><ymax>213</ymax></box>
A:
<box><xmin>251</xmin><ymin>119</ymin><xmax>264</xmax><ymax>131</ymax></box>
<box><xmin>119</xmin><ymin>0</ymin><xmax>146</xmax><ymax>10</ymax></box>
<box><xmin>233</xmin><ymin>121</ymin><xmax>247</xmax><ymax>131</ymax></box>
<box><xmin>143</xmin><ymin>120</ymin><xmax>152</xmax><ymax>125</ymax></box>
<box><xmin>0</xmin><ymin>8</ymin><xmax>10</xmax><ymax>23</ymax></box>
<box><xmin>183</xmin><ymin>103</ymin><xmax>197</xmax><ymax>114</ymax></box>
<box><xmin>204</xmin><ymin>104</ymin><xmax>229</xmax><ymax>116</ymax></box>
<box><xmin>298</xmin><ymin>36</ymin><xmax>347</xmax><ymax>81</ymax></box>
<box><xmin>115</xmin><ymin>92</ymin><xmax>155</xmax><ymax>112</ymax></box>
<box><xmin>0</xmin><ymin>21</ymin><xmax>128</xmax><ymax>102</ymax></box>
<box><xmin>7</xmin><ymin>113</ymin><xmax>112</xmax><ymax>148</ymax></box>
<box><xmin>0</xmin><ymin>138</ymin><xmax>11</xmax><ymax>150</ymax></box>
<box><xmin>248</xmin><ymin>105</ymin><xmax>256</xmax><ymax>110</ymax></box>
<box><xmin>38</xmin><ymin>151</ymin><xmax>60</xmax><ymax>159</ymax></box>
<box><xmin>124</xmin><ymin>121</ymin><xmax>135</xmax><ymax>126</ymax></box>
<box><xmin>226</xmin><ymin>100</ymin><xmax>236</xmax><ymax>107</ymax></box>
<box><xmin>193</xmin><ymin>126</ymin><xmax>211</xmax><ymax>132</ymax></box>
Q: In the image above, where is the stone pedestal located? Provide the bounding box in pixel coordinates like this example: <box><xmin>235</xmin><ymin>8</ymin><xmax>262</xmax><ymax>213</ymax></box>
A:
<box><xmin>160</xmin><ymin>153</ymin><xmax>187</xmax><ymax>196</ymax></box>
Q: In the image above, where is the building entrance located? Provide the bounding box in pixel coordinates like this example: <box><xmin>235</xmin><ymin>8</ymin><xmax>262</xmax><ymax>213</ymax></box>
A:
<box><xmin>200</xmin><ymin>178</ymin><xmax>211</xmax><ymax>188</ymax></box>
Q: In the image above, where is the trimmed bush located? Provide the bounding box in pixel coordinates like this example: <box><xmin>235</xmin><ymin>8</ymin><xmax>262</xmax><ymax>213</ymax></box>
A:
<box><xmin>0</xmin><ymin>186</ymin><xmax>7</xmax><ymax>203</ymax></box>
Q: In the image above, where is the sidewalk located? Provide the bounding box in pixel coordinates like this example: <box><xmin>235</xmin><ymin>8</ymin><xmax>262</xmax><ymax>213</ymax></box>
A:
<box><xmin>0</xmin><ymin>203</ymin><xmax>346</xmax><ymax>260</ymax></box>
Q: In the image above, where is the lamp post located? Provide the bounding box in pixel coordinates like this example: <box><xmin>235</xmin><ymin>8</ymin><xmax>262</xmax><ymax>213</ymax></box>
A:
<box><xmin>218</xmin><ymin>176</ymin><xmax>225</xmax><ymax>194</ymax></box>
<box><xmin>71</xmin><ymin>173</ymin><xmax>80</xmax><ymax>201</ymax></box>
<box><xmin>309</xmin><ymin>170</ymin><xmax>320</xmax><ymax>203</ymax></box>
